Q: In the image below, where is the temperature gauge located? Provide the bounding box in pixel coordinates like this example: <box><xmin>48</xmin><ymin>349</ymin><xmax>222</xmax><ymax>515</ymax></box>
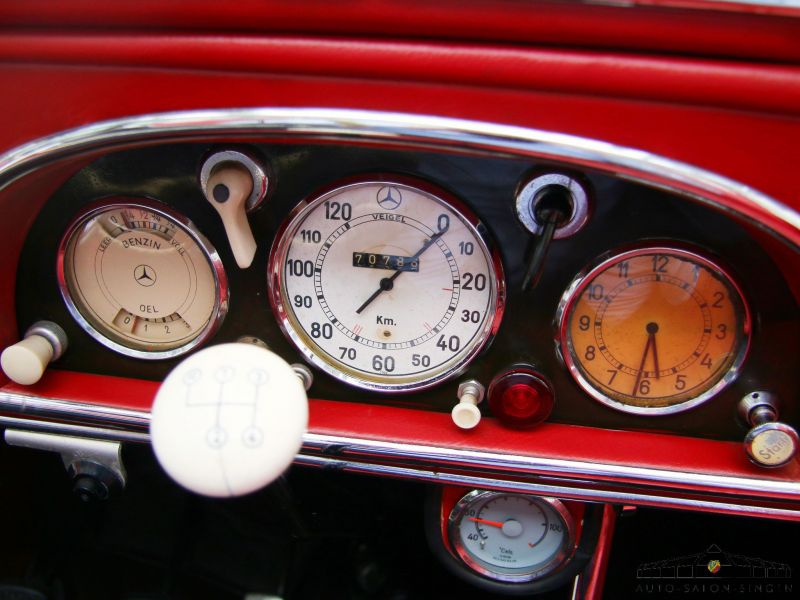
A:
<box><xmin>448</xmin><ymin>491</ymin><xmax>575</xmax><ymax>582</ymax></box>
<box><xmin>58</xmin><ymin>199</ymin><xmax>228</xmax><ymax>359</ymax></box>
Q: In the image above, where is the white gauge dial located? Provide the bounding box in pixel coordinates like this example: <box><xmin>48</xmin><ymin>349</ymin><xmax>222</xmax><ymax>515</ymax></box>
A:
<box><xmin>58</xmin><ymin>199</ymin><xmax>228</xmax><ymax>358</ymax></box>
<box><xmin>269</xmin><ymin>180</ymin><xmax>503</xmax><ymax>391</ymax></box>
<box><xmin>449</xmin><ymin>492</ymin><xmax>575</xmax><ymax>582</ymax></box>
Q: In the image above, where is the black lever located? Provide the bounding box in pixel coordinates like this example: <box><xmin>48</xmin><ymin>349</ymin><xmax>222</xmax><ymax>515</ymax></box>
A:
<box><xmin>521</xmin><ymin>185</ymin><xmax>572</xmax><ymax>291</ymax></box>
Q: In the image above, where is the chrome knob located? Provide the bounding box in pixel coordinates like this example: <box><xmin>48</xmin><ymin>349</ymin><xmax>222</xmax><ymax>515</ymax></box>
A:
<box><xmin>739</xmin><ymin>392</ymin><xmax>798</xmax><ymax>468</ymax></box>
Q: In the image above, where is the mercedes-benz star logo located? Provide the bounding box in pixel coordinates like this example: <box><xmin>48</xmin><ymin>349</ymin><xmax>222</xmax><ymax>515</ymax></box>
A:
<box><xmin>377</xmin><ymin>186</ymin><xmax>402</xmax><ymax>210</ymax></box>
<box><xmin>134</xmin><ymin>264</ymin><xmax>157</xmax><ymax>287</ymax></box>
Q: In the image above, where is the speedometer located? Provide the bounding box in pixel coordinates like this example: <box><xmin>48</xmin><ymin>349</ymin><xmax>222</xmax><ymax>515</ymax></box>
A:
<box><xmin>268</xmin><ymin>179</ymin><xmax>504</xmax><ymax>391</ymax></box>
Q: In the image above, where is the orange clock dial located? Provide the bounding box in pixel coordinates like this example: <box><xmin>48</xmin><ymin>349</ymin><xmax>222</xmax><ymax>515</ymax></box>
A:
<box><xmin>559</xmin><ymin>247</ymin><xmax>750</xmax><ymax>414</ymax></box>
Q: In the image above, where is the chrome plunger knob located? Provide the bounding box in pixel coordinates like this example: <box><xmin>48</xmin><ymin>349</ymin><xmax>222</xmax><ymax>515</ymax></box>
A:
<box><xmin>739</xmin><ymin>391</ymin><xmax>798</xmax><ymax>468</ymax></box>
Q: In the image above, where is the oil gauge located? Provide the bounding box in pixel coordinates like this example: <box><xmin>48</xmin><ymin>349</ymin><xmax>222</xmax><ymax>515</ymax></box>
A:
<box><xmin>58</xmin><ymin>199</ymin><xmax>228</xmax><ymax>358</ymax></box>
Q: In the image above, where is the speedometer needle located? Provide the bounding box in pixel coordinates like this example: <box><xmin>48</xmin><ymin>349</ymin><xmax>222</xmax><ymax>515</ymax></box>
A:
<box><xmin>469</xmin><ymin>517</ymin><xmax>504</xmax><ymax>528</ymax></box>
<box><xmin>355</xmin><ymin>225</ymin><xmax>448</xmax><ymax>315</ymax></box>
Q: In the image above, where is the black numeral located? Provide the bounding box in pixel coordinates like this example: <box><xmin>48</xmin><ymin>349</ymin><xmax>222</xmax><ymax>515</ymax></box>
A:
<box><xmin>436</xmin><ymin>335</ymin><xmax>461</xmax><ymax>352</ymax></box>
<box><xmin>372</xmin><ymin>355</ymin><xmax>396</xmax><ymax>372</ymax></box>
<box><xmin>585</xmin><ymin>345</ymin><xmax>596</xmax><ymax>361</ymax></box>
<box><xmin>287</xmin><ymin>259</ymin><xmax>314</xmax><ymax>278</ymax></box>
<box><xmin>300</xmin><ymin>229</ymin><xmax>321</xmax><ymax>243</ymax></box>
<box><xmin>675</xmin><ymin>374</ymin><xmax>687</xmax><ymax>390</ymax></box>
<box><xmin>639</xmin><ymin>379</ymin><xmax>651</xmax><ymax>395</ymax></box>
<box><xmin>712</xmin><ymin>291</ymin><xmax>725</xmax><ymax>308</ymax></box>
<box><xmin>617</xmin><ymin>261</ymin><xmax>629</xmax><ymax>278</ymax></box>
<box><xmin>437</xmin><ymin>214</ymin><xmax>450</xmax><ymax>232</ymax></box>
<box><xmin>606</xmin><ymin>369</ymin><xmax>618</xmax><ymax>385</ymax></box>
<box><xmin>338</xmin><ymin>347</ymin><xmax>356</xmax><ymax>360</ymax></box>
<box><xmin>588</xmin><ymin>284</ymin><xmax>604</xmax><ymax>300</ymax></box>
<box><xmin>412</xmin><ymin>354</ymin><xmax>431</xmax><ymax>367</ymax></box>
<box><xmin>651</xmin><ymin>255</ymin><xmax>669</xmax><ymax>273</ymax></box>
<box><xmin>700</xmin><ymin>354</ymin><xmax>713</xmax><ymax>369</ymax></box>
<box><xmin>311</xmin><ymin>322</ymin><xmax>333</xmax><ymax>339</ymax></box>
<box><xmin>325</xmin><ymin>201</ymin><xmax>352</xmax><ymax>221</ymax></box>
<box><xmin>461</xmin><ymin>309</ymin><xmax>481</xmax><ymax>323</ymax></box>
<box><xmin>462</xmin><ymin>272</ymin><xmax>487</xmax><ymax>291</ymax></box>
<box><xmin>458</xmin><ymin>241</ymin><xmax>474</xmax><ymax>255</ymax></box>
<box><xmin>578</xmin><ymin>315</ymin><xmax>591</xmax><ymax>331</ymax></box>
<box><xmin>715</xmin><ymin>323</ymin><xmax>727</xmax><ymax>340</ymax></box>
<box><xmin>293</xmin><ymin>295</ymin><xmax>313</xmax><ymax>309</ymax></box>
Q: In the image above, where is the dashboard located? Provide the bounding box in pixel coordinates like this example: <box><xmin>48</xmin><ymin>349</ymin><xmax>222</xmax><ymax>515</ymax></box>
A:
<box><xmin>1</xmin><ymin>2</ymin><xmax>799</xmax><ymax>599</ymax></box>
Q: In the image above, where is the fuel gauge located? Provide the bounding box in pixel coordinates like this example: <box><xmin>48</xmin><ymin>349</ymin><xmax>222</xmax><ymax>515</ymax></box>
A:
<box><xmin>58</xmin><ymin>199</ymin><xmax>228</xmax><ymax>359</ymax></box>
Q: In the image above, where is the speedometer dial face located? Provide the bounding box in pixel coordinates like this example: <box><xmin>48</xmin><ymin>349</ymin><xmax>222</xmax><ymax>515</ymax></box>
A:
<box><xmin>58</xmin><ymin>199</ymin><xmax>228</xmax><ymax>359</ymax></box>
<box><xmin>557</xmin><ymin>246</ymin><xmax>750</xmax><ymax>414</ymax></box>
<box><xmin>269</xmin><ymin>179</ymin><xmax>503</xmax><ymax>391</ymax></box>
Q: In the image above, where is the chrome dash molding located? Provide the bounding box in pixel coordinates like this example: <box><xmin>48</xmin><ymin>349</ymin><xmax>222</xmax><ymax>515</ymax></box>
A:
<box><xmin>2</xmin><ymin>392</ymin><xmax>800</xmax><ymax>520</ymax></box>
<box><xmin>0</xmin><ymin>108</ymin><xmax>797</xmax><ymax>250</ymax></box>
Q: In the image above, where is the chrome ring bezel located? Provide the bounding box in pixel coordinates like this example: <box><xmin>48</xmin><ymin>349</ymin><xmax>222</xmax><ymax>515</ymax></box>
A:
<box><xmin>515</xmin><ymin>173</ymin><xmax>590</xmax><ymax>239</ymax></box>
<box><xmin>554</xmin><ymin>243</ymin><xmax>752</xmax><ymax>415</ymax></box>
<box><xmin>56</xmin><ymin>197</ymin><xmax>229</xmax><ymax>360</ymax></box>
<box><xmin>447</xmin><ymin>490</ymin><xmax>577</xmax><ymax>583</ymax></box>
<box><xmin>267</xmin><ymin>176</ymin><xmax>505</xmax><ymax>393</ymax></box>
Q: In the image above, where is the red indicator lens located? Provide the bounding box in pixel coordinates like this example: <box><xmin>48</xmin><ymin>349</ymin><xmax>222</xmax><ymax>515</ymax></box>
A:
<box><xmin>488</xmin><ymin>367</ymin><xmax>554</xmax><ymax>429</ymax></box>
<box><xmin>501</xmin><ymin>383</ymin><xmax>541</xmax><ymax>419</ymax></box>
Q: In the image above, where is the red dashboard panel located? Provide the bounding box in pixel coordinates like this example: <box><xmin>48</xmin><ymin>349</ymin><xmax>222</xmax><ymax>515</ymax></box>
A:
<box><xmin>0</xmin><ymin>0</ymin><xmax>798</xmax><ymax>528</ymax></box>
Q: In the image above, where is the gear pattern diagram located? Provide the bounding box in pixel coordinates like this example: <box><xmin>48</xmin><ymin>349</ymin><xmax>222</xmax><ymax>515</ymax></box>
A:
<box><xmin>181</xmin><ymin>365</ymin><xmax>270</xmax><ymax>450</ymax></box>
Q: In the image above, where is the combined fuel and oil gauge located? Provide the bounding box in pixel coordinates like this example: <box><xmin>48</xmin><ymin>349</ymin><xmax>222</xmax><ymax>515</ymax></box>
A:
<box><xmin>557</xmin><ymin>245</ymin><xmax>751</xmax><ymax>414</ymax></box>
<box><xmin>58</xmin><ymin>199</ymin><xmax>228</xmax><ymax>359</ymax></box>
<box><xmin>268</xmin><ymin>179</ymin><xmax>504</xmax><ymax>392</ymax></box>
<box><xmin>448</xmin><ymin>491</ymin><xmax>576</xmax><ymax>583</ymax></box>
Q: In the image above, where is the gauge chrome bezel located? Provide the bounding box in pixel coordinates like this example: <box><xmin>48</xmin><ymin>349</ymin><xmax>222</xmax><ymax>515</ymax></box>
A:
<box><xmin>57</xmin><ymin>197</ymin><xmax>229</xmax><ymax>360</ymax></box>
<box><xmin>267</xmin><ymin>176</ymin><xmax>505</xmax><ymax>393</ymax></box>
<box><xmin>447</xmin><ymin>490</ymin><xmax>576</xmax><ymax>583</ymax></box>
<box><xmin>555</xmin><ymin>243</ymin><xmax>752</xmax><ymax>415</ymax></box>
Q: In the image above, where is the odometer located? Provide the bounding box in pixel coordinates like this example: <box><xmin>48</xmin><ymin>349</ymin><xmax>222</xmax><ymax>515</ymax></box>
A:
<box><xmin>268</xmin><ymin>179</ymin><xmax>504</xmax><ymax>391</ymax></box>
<box><xmin>557</xmin><ymin>245</ymin><xmax>751</xmax><ymax>414</ymax></box>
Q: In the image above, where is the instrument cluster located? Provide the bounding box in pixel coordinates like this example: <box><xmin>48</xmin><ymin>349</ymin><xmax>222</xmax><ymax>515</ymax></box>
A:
<box><xmin>12</xmin><ymin>140</ymin><xmax>799</xmax><ymax>442</ymax></box>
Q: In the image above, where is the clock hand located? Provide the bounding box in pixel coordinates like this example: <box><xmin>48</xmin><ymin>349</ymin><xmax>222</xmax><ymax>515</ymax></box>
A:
<box><xmin>632</xmin><ymin>322</ymin><xmax>659</xmax><ymax>397</ymax></box>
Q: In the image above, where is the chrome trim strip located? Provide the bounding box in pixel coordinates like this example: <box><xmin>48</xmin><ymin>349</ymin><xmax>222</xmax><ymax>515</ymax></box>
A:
<box><xmin>2</xmin><ymin>391</ymin><xmax>799</xmax><ymax>504</ymax></box>
<box><xmin>295</xmin><ymin>455</ymin><xmax>800</xmax><ymax>521</ymax></box>
<box><xmin>0</xmin><ymin>109</ymin><xmax>797</xmax><ymax>249</ymax></box>
<box><xmin>302</xmin><ymin>432</ymin><xmax>800</xmax><ymax>498</ymax></box>
<box><xmin>0</xmin><ymin>390</ymin><xmax>150</xmax><ymax>429</ymax></box>
<box><xmin>0</xmin><ymin>416</ymin><xmax>149</xmax><ymax>444</ymax></box>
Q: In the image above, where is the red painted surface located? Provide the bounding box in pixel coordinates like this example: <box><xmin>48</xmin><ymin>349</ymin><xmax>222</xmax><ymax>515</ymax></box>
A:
<box><xmin>1</xmin><ymin>1</ymin><xmax>799</xmax><ymax>62</ymax></box>
<box><xmin>1</xmin><ymin>34</ymin><xmax>799</xmax><ymax>117</ymax></box>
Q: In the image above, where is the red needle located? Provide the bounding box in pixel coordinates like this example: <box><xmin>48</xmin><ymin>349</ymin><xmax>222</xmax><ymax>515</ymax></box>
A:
<box><xmin>469</xmin><ymin>517</ymin><xmax>504</xmax><ymax>528</ymax></box>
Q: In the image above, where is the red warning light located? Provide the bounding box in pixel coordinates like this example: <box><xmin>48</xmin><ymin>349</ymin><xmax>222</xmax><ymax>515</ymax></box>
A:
<box><xmin>488</xmin><ymin>367</ymin><xmax>554</xmax><ymax>429</ymax></box>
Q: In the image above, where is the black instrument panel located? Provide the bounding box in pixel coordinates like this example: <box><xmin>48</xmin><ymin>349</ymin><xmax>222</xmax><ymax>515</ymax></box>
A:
<box><xmin>15</xmin><ymin>142</ymin><xmax>800</xmax><ymax>441</ymax></box>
